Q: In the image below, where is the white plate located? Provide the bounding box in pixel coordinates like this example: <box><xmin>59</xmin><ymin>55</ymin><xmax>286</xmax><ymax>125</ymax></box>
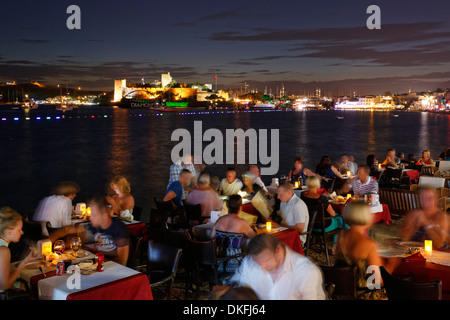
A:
<box><xmin>394</xmin><ymin>241</ymin><xmax>424</xmax><ymax>249</ymax></box>
<box><xmin>23</xmin><ymin>261</ymin><xmax>49</xmax><ymax>270</ymax></box>
<box><xmin>377</xmin><ymin>248</ymin><xmax>406</xmax><ymax>257</ymax></box>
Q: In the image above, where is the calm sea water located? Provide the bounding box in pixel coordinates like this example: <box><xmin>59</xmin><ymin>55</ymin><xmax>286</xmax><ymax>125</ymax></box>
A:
<box><xmin>1</xmin><ymin>105</ymin><xmax>449</xmax><ymax>220</ymax></box>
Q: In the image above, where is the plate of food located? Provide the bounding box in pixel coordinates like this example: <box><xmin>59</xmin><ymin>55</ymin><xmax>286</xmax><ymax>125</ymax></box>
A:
<box><xmin>334</xmin><ymin>196</ymin><xmax>348</xmax><ymax>204</ymax></box>
<box><xmin>77</xmin><ymin>260</ymin><xmax>98</xmax><ymax>275</ymax></box>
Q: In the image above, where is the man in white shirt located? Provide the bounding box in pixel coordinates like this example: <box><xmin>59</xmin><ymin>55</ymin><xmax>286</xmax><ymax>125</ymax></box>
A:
<box><xmin>277</xmin><ymin>182</ymin><xmax>309</xmax><ymax>244</ymax></box>
<box><xmin>230</xmin><ymin>233</ymin><xmax>325</xmax><ymax>300</ymax></box>
<box><xmin>33</xmin><ymin>181</ymin><xmax>80</xmax><ymax>229</ymax></box>
<box><xmin>219</xmin><ymin>168</ymin><xmax>243</xmax><ymax>196</ymax></box>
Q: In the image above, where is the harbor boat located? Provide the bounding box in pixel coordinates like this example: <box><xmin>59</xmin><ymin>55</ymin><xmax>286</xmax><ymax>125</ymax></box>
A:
<box><xmin>250</xmin><ymin>101</ymin><xmax>276</xmax><ymax>109</ymax></box>
<box><xmin>21</xmin><ymin>100</ymin><xmax>38</xmax><ymax>109</ymax></box>
<box><xmin>56</xmin><ymin>103</ymin><xmax>75</xmax><ymax>111</ymax></box>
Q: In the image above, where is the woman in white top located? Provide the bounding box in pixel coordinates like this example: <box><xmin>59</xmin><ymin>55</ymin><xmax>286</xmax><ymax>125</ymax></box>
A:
<box><xmin>0</xmin><ymin>207</ymin><xmax>38</xmax><ymax>293</ymax></box>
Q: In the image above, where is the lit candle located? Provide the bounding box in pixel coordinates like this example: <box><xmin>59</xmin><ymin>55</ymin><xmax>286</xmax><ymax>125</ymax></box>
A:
<box><xmin>266</xmin><ymin>222</ymin><xmax>272</xmax><ymax>232</ymax></box>
<box><xmin>347</xmin><ymin>194</ymin><xmax>351</xmax><ymax>199</ymax></box>
<box><xmin>347</xmin><ymin>171</ymin><xmax>351</xmax><ymax>176</ymax></box>
<box><xmin>425</xmin><ymin>240</ymin><xmax>433</xmax><ymax>256</ymax></box>
<box><xmin>378</xmin><ymin>164</ymin><xmax>382</xmax><ymax>170</ymax></box>
<box><xmin>294</xmin><ymin>181</ymin><xmax>299</xmax><ymax>189</ymax></box>
<box><xmin>86</xmin><ymin>207</ymin><xmax>91</xmax><ymax>216</ymax></box>
<box><xmin>38</xmin><ymin>239</ymin><xmax>52</xmax><ymax>255</ymax></box>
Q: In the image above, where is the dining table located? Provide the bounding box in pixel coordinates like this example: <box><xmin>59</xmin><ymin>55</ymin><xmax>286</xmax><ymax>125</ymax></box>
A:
<box><xmin>330</xmin><ymin>201</ymin><xmax>392</xmax><ymax>225</ymax></box>
<box><xmin>191</xmin><ymin>223</ymin><xmax>304</xmax><ymax>256</ymax></box>
<box><xmin>402</xmin><ymin>169</ymin><xmax>420</xmax><ymax>184</ymax></box>
<box><xmin>18</xmin><ymin>253</ymin><xmax>153</xmax><ymax>300</ymax></box>
<box><xmin>381</xmin><ymin>243</ymin><xmax>450</xmax><ymax>300</ymax></box>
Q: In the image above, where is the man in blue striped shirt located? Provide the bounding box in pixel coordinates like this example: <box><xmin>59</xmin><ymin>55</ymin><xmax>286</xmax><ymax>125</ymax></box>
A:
<box><xmin>349</xmin><ymin>165</ymin><xmax>378</xmax><ymax>196</ymax></box>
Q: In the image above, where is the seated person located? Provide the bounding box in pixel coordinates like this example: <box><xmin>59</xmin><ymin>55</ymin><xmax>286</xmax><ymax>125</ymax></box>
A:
<box><xmin>33</xmin><ymin>181</ymin><xmax>80</xmax><ymax>230</ymax></box>
<box><xmin>349</xmin><ymin>165</ymin><xmax>379</xmax><ymax>197</ymax></box>
<box><xmin>185</xmin><ymin>173</ymin><xmax>223</xmax><ymax>219</ymax></box>
<box><xmin>79</xmin><ymin>194</ymin><xmax>130</xmax><ymax>265</ymax></box>
<box><xmin>230</xmin><ymin>233</ymin><xmax>325</xmax><ymax>300</ymax></box>
<box><xmin>302</xmin><ymin>176</ymin><xmax>343</xmax><ymax>254</ymax></box>
<box><xmin>218</xmin><ymin>286</ymin><xmax>259</xmax><ymax>300</ymax></box>
<box><xmin>347</xmin><ymin>155</ymin><xmax>358</xmax><ymax>176</ymax></box>
<box><xmin>380</xmin><ymin>148</ymin><xmax>399</xmax><ymax>168</ymax></box>
<box><xmin>366</xmin><ymin>154</ymin><xmax>380</xmax><ymax>178</ymax></box>
<box><xmin>241</xmin><ymin>171</ymin><xmax>264</xmax><ymax>198</ymax></box>
<box><xmin>219</xmin><ymin>168</ymin><xmax>243</xmax><ymax>196</ymax></box>
<box><xmin>315</xmin><ymin>155</ymin><xmax>344</xmax><ymax>189</ymax></box>
<box><xmin>106</xmin><ymin>176</ymin><xmax>135</xmax><ymax>217</ymax></box>
<box><xmin>335</xmin><ymin>201</ymin><xmax>398</xmax><ymax>300</ymax></box>
<box><xmin>416</xmin><ymin>149</ymin><xmax>434</xmax><ymax>166</ymax></box>
<box><xmin>211</xmin><ymin>195</ymin><xmax>256</xmax><ymax>240</ymax></box>
<box><xmin>163</xmin><ymin>169</ymin><xmax>192</xmax><ymax>208</ymax></box>
<box><xmin>211</xmin><ymin>195</ymin><xmax>256</xmax><ymax>273</ymax></box>
<box><xmin>406</xmin><ymin>153</ymin><xmax>417</xmax><ymax>165</ymax></box>
<box><xmin>332</xmin><ymin>178</ymin><xmax>352</xmax><ymax>196</ymax></box>
<box><xmin>287</xmin><ymin>156</ymin><xmax>321</xmax><ymax>185</ymax></box>
<box><xmin>275</xmin><ymin>182</ymin><xmax>309</xmax><ymax>244</ymax></box>
<box><xmin>248</xmin><ymin>165</ymin><xmax>269</xmax><ymax>194</ymax></box>
<box><xmin>400</xmin><ymin>186</ymin><xmax>449</xmax><ymax>248</ymax></box>
<box><xmin>0</xmin><ymin>207</ymin><xmax>39</xmax><ymax>294</ymax></box>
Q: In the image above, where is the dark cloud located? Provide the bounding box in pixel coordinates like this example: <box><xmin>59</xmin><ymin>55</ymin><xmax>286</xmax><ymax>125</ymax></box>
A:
<box><xmin>19</xmin><ymin>39</ymin><xmax>50</xmax><ymax>44</ymax></box>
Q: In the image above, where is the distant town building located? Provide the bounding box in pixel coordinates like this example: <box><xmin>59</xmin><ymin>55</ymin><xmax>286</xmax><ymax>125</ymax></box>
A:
<box><xmin>161</xmin><ymin>72</ymin><xmax>172</xmax><ymax>88</ymax></box>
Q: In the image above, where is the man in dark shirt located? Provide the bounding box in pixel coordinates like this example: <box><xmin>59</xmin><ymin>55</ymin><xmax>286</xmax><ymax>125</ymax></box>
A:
<box><xmin>79</xmin><ymin>195</ymin><xmax>130</xmax><ymax>265</ymax></box>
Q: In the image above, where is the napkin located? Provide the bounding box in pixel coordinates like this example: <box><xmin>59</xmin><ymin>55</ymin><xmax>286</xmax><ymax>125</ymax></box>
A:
<box><xmin>402</xmin><ymin>252</ymin><xmax>426</xmax><ymax>263</ymax></box>
<box><xmin>120</xmin><ymin>209</ymin><xmax>134</xmax><ymax>221</ymax></box>
<box><xmin>329</xmin><ymin>191</ymin><xmax>337</xmax><ymax>200</ymax></box>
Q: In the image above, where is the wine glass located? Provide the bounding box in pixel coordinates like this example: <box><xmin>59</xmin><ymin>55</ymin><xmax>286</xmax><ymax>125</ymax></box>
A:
<box><xmin>70</xmin><ymin>237</ymin><xmax>82</xmax><ymax>257</ymax></box>
<box><xmin>280</xmin><ymin>174</ymin><xmax>286</xmax><ymax>182</ymax></box>
<box><xmin>53</xmin><ymin>240</ymin><xmax>65</xmax><ymax>255</ymax></box>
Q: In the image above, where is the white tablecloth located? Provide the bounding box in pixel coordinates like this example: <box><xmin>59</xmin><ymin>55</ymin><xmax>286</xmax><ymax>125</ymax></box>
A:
<box><xmin>38</xmin><ymin>261</ymin><xmax>141</xmax><ymax>300</ymax></box>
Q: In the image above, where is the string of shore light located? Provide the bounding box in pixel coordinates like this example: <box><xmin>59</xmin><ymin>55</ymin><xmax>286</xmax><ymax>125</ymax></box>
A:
<box><xmin>0</xmin><ymin>108</ymin><xmax>291</xmax><ymax>122</ymax></box>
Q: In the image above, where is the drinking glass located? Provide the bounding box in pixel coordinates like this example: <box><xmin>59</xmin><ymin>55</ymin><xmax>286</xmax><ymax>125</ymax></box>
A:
<box><xmin>70</xmin><ymin>237</ymin><xmax>82</xmax><ymax>256</ymax></box>
<box><xmin>53</xmin><ymin>240</ymin><xmax>65</xmax><ymax>255</ymax></box>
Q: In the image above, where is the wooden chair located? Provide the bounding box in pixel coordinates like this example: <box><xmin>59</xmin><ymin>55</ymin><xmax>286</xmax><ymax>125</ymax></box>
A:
<box><xmin>308</xmin><ymin>204</ymin><xmax>343</xmax><ymax>266</ymax></box>
<box><xmin>147</xmin><ymin>208</ymin><xmax>168</xmax><ymax>242</ymax></box>
<box><xmin>182</xmin><ymin>200</ymin><xmax>208</xmax><ymax>227</ymax></box>
<box><xmin>299</xmin><ymin>210</ymin><xmax>317</xmax><ymax>257</ymax></box>
<box><xmin>0</xmin><ymin>279</ymin><xmax>31</xmax><ymax>300</ymax></box>
<box><xmin>145</xmin><ymin>240</ymin><xmax>182</xmax><ymax>300</ymax></box>
<box><xmin>185</xmin><ymin>238</ymin><xmax>220</xmax><ymax>299</ymax></box>
<box><xmin>380</xmin><ymin>266</ymin><xmax>442</xmax><ymax>300</ymax></box>
<box><xmin>421</xmin><ymin>166</ymin><xmax>439</xmax><ymax>177</ymax></box>
<box><xmin>320</xmin><ymin>265</ymin><xmax>358</xmax><ymax>300</ymax></box>
<box><xmin>161</xmin><ymin>229</ymin><xmax>193</xmax><ymax>299</ymax></box>
<box><xmin>154</xmin><ymin>198</ymin><xmax>180</xmax><ymax>230</ymax></box>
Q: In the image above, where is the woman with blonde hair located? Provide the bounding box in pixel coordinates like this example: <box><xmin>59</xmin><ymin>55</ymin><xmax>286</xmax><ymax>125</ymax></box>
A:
<box><xmin>301</xmin><ymin>176</ymin><xmax>343</xmax><ymax>254</ymax></box>
<box><xmin>106</xmin><ymin>176</ymin><xmax>135</xmax><ymax>217</ymax></box>
<box><xmin>0</xmin><ymin>207</ymin><xmax>38</xmax><ymax>293</ymax></box>
<box><xmin>335</xmin><ymin>201</ymin><xmax>398</xmax><ymax>299</ymax></box>
<box><xmin>417</xmin><ymin>149</ymin><xmax>433</xmax><ymax>166</ymax></box>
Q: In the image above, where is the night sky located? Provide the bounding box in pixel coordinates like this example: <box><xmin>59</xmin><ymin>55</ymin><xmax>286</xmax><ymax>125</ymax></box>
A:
<box><xmin>1</xmin><ymin>0</ymin><xmax>450</xmax><ymax>94</ymax></box>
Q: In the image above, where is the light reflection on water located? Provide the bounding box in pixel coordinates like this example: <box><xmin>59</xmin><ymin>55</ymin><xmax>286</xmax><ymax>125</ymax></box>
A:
<box><xmin>0</xmin><ymin>106</ymin><xmax>449</xmax><ymax>218</ymax></box>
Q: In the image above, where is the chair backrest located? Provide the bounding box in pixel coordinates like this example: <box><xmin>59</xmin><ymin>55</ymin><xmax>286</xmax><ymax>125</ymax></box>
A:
<box><xmin>132</xmin><ymin>206</ymin><xmax>143</xmax><ymax>221</ymax></box>
<box><xmin>380</xmin><ymin>266</ymin><xmax>442</xmax><ymax>300</ymax></box>
<box><xmin>214</xmin><ymin>230</ymin><xmax>246</xmax><ymax>257</ymax></box>
<box><xmin>379</xmin><ymin>188</ymin><xmax>422</xmax><ymax>216</ymax></box>
<box><xmin>418</xmin><ymin>176</ymin><xmax>446</xmax><ymax>189</ymax></box>
<box><xmin>182</xmin><ymin>200</ymin><xmax>203</xmax><ymax>222</ymax></box>
<box><xmin>149</xmin><ymin>208</ymin><xmax>167</xmax><ymax>229</ymax></box>
<box><xmin>421</xmin><ymin>166</ymin><xmax>438</xmax><ymax>176</ymax></box>
<box><xmin>162</xmin><ymin>229</ymin><xmax>192</xmax><ymax>251</ymax></box>
<box><xmin>386</xmin><ymin>167</ymin><xmax>403</xmax><ymax>182</ymax></box>
<box><xmin>408</xmin><ymin>164</ymin><xmax>423</xmax><ymax>172</ymax></box>
<box><xmin>305</xmin><ymin>204</ymin><xmax>326</xmax><ymax>229</ymax></box>
<box><xmin>438</xmin><ymin>161</ymin><xmax>450</xmax><ymax>172</ymax></box>
<box><xmin>154</xmin><ymin>198</ymin><xmax>175</xmax><ymax>212</ymax></box>
<box><xmin>320</xmin><ymin>265</ymin><xmax>357</xmax><ymax>299</ymax></box>
<box><xmin>186</xmin><ymin>237</ymin><xmax>217</xmax><ymax>266</ymax></box>
<box><xmin>147</xmin><ymin>240</ymin><xmax>182</xmax><ymax>275</ymax></box>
